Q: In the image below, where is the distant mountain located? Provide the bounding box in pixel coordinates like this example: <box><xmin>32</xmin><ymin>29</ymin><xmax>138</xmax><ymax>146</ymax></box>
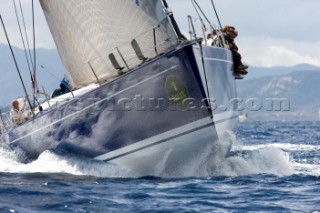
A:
<box><xmin>0</xmin><ymin>44</ymin><xmax>64</xmax><ymax>107</ymax></box>
<box><xmin>237</xmin><ymin>71</ymin><xmax>320</xmax><ymax>120</ymax></box>
<box><xmin>1</xmin><ymin>44</ymin><xmax>319</xmax><ymax>121</ymax></box>
<box><xmin>246</xmin><ymin>64</ymin><xmax>320</xmax><ymax>79</ymax></box>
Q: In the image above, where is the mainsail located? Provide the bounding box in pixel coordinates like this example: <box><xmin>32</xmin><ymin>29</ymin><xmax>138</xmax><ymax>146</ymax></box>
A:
<box><xmin>39</xmin><ymin>0</ymin><xmax>179</xmax><ymax>88</ymax></box>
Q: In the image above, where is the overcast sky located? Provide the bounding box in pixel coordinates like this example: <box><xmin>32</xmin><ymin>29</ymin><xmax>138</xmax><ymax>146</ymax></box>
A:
<box><xmin>0</xmin><ymin>0</ymin><xmax>319</xmax><ymax>67</ymax></box>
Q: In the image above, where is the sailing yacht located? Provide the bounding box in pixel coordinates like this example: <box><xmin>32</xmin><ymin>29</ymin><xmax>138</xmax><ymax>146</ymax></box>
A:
<box><xmin>1</xmin><ymin>0</ymin><xmax>238</xmax><ymax>176</ymax></box>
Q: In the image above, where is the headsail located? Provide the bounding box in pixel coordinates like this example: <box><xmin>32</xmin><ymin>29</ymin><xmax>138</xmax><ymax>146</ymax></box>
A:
<box><xmin>39</xmin><ymin>0</ymin><xmax>180</xmax><ymax>88</ymax></box>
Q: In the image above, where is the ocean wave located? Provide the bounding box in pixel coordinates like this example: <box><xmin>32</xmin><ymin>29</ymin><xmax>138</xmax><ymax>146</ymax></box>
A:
<box><xmin>0</xmin><ymin>146</ymin><xmax>134</xmax><ymax>178</ymax></box>
<box><xmin>0</xmin><ymin>140</ymin><xmax>318</xmax><ymax>178</ymax></box>
<box><xmin>236</xmin><ymin>143</ymin><xmax>320</xmax><ymax>152</ymax></box>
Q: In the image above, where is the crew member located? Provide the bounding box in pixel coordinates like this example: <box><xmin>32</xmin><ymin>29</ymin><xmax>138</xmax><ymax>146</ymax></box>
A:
<box><xmin>223</xmin><ymin>25</ymin><xmax>248</xmax><ymax>79</ymax></box>
<box><xmin>10</xmin><ymin>99</ymin><xmax>28</xmax><ymax>125</ymax></box>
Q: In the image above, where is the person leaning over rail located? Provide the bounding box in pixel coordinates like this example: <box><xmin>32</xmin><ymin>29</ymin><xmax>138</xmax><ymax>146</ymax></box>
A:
<box><xmin>222</xmin><ymin>25</ymin><xmax>249</xmax><ymax>79</ymax></box>
<box><xmin>10</xmin><ymin>99</ymin><xmax>29</xmax><ymax>126</ymax></box>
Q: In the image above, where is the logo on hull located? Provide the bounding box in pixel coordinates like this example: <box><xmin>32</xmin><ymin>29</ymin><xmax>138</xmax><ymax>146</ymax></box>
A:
<box><xmin>165</xmin><ymin>75</ymin><xmax>189</xmax><ymax>111</ymax></box>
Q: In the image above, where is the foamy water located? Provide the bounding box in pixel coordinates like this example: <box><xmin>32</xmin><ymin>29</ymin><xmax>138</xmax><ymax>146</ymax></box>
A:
<box><xmin>1</xmin><ymin>139</ymin><xmax>317</xmax><ymax>178</ymax></box>
<box><xmin>0</xmin><ymin>121</ymin><xmax>319</xmax><ymax>212</ymax></box>
<box><xmin>0</xmin><ymin>146</ymin><xmax>133</xmax><ymax>178</ymax></box>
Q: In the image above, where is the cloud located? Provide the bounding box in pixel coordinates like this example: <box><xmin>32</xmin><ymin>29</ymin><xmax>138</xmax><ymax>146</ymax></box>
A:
<box><xmin>169</xmin><ymin>0</ymin><xmax>320</xmax><ymax>43</ymax></box>
<box><xmin>168</xmin><ymin>0</ymin><xmax>320</xmax><ymax>67</ymax></box>
<box><xmin>237</xmin><ymin>36</ymin><xmax>320</xmax><ymax>67</ymax></box>
<box><xmin>0</xmin><ymin>0</ymin><xmax>55</xmax><ymax>49</ymax></box>
<box><xmin>1</xmin><ymin>0</ymin><xmax>320</xmax><ymax>68</ymax></box>
<box><xmin>246</xmin><ymin>46</ymin><xmax>320</xmax><ymax>67</ymax></box>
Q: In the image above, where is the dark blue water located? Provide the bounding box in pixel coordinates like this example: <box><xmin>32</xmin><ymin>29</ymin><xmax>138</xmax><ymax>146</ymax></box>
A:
<box><xmin>0</xmin><ymin>121</ymin><xmax>319</xmax><ymax>212</ymax></box>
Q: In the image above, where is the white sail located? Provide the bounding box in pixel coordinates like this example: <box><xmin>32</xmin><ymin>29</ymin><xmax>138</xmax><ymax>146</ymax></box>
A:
<box><xmin>39</xmin><ymin>0</ymin><xmax>179</xmax><ymax>88</ymax></box>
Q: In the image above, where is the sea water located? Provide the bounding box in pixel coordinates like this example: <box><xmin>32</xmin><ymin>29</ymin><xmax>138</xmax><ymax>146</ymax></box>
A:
<box><xmin>0</xmin><ymin>121</ymin><xmax>319</xmax><ymax>212</ymax></box>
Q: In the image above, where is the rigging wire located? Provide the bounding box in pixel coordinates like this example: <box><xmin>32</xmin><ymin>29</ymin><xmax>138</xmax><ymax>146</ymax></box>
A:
<box><xmin>32</xmin><ymin>0</ymin><xmax>36</xmax><ymax>79</ymax></box>
<box><xmin>16</xmin><ymin>0</ymin><xmax>40</xmax><ymax>108</ymax></box>
<box><xmin>38</xmin><ymin>64</ymin><xmax>61</xmax><ymax>82</ymax></box>
<box><xmin>192</xmin><ymin>0</ymin><xmax>215</xmax><ymax>31</ymax></box>
<box><xmin>191</xmin><ymin>0</ymin><xmax>227</xmax><ymax>48</ymax></box>
<box><xmin>190</xmin><ymin>0</ymin><xmax>207</xmax><ymax>39</ymax></box>
<box><xmin>18</xmin><ymin>0</ymin><xmax>34</xmax><ymax>67</ymax></box>
<box><xmin>12</xmin><ymin>0</ymin><xmax>34</xmax><ymax>87</ymax></box>
<box><xmin>188</xmin><ymin>15</ymin><xmax>197</xmax><ymax>40</ymax></box>
<box><xmin>39</xmin><ymin>64</ymin><xmax>75</xmax><ymax>98</ymax></box>
<box><xmin>0</xmin><ymin>15</ymin><xmax>35</xmax><ymax>117</ymax></box>
<box><xmin>190</xmin><ymin>0</ymin><xmax>212</xmax><ymax>113</ymax></box>
<box><xmin>210</xmin><ymin>0</ymin><xmax>223</xmax><ymax>29</ymax></box>
<box><xmin>31</xmin><ymin>0</ymin><xmax>38</xmax><ymax>111</ymax></box>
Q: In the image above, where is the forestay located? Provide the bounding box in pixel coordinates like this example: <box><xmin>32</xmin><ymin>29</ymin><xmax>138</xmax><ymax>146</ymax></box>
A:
<box><xmin>39</xmin><ymin>0</ymin><xmax>179</xmax><ymax>88</ymax></box>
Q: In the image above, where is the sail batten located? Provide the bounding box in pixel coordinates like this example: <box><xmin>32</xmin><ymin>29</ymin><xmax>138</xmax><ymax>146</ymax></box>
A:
<box><xmin>39</xmin><ymin>0</ymin><xmax>179</xmax><ymax>88</ymax></box>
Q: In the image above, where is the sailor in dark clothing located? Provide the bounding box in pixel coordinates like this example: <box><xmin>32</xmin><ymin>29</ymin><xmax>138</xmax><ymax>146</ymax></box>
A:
<box><xmin>51</xmin><ymin>77</ymin><xmax>71</xmax><ymax>98</ymax></box>
<box><xmin>223</xmin><ymin>26</ymin><xmax>248</xmax><ymax>78</ymax></box>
